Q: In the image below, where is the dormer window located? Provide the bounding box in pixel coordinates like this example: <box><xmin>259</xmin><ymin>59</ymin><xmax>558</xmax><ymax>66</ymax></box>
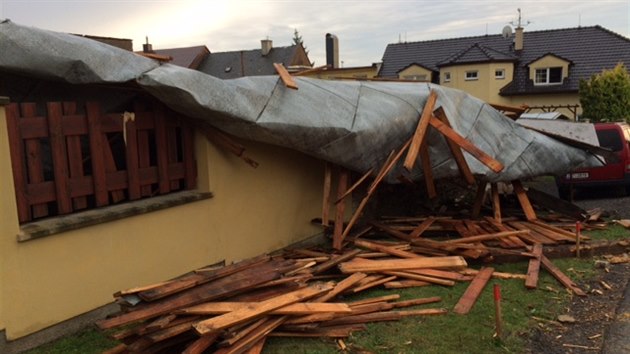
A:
<box><xmin>535</xmin><ymin>67</ymin><xmax>562</xmax><ymax>85</ymax></box>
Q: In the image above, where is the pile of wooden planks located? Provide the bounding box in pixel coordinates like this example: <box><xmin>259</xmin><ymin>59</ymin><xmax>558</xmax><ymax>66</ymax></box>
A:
<box><xmin>97</xmin><ymin>252</ymin><xmax>453</xmax><ymax>354</ymax></box>
<box><xmin>98</xmin><ymin>207</ymin><xmax>591</xmax><ymax>353</ymax></box>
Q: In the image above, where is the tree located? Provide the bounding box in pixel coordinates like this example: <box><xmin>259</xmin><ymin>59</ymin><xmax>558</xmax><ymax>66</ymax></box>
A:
<box><xmin>292</xmin><ymin>28</ymin><xmax>308</xmax><ymax>55</ymax></box>
<box><xmin>579</xmin><ymin>63</ymin><xmax>630</xmax><ymax>122</ymax></box>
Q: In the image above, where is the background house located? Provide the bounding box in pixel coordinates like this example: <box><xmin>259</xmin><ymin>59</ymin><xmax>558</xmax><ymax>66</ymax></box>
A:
<box><xmin>378</xmin><ymin>25</ymin><xmax>630</xmax><ymax>119</ymax></box>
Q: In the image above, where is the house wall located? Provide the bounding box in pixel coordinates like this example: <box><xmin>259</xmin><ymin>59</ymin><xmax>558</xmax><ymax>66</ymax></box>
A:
<box><xmin>397</xmin><ymin>66</ymin><xmax>432</xmax><ymax>81</ymax></box>
<box><xmin>305</xmin><ymin>66</ymin><xmax>378</xmax><ymax>80</ymax></box>
<box><xmin>440</xmin><ymin>63</ymin><xmax>515</xmax><ymax>104</ymax></box>
<box><xmin>0</xmin><ymin>105</ymin><xmax>325</xmax><ymax>339</ymax></box>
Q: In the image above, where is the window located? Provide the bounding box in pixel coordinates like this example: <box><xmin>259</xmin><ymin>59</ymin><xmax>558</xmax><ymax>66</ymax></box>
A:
<box><xmin>465</xmin><ymin>71</ymin><xmax>478</xmax><ymax>81</ymax></box>
<box><xmin>443</xmin><ymin>72</ymin><xmax>451</xmax><ymax>82</ymax></box>
<box><xmin>495</xmin><ymin>69</ymin><xmax>505</xmax><ymax>79</ymax></box>
<box><xmin>534</xmin><ymin>67</ymin><xmax>563</xmax><ymax>85</ymax></box>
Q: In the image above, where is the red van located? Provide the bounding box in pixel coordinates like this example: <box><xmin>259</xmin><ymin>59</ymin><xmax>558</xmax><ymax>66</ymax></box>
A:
<box><xmin>557</xmin><ymin>122</ymin><xmax>630</xmax><ymax>199</ymax></box>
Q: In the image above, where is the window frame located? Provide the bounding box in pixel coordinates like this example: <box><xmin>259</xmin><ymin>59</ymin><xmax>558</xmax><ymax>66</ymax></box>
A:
<box><xmin>443</xmin><ymin>72</ymin><xmax>451</xmax><ymax>83</ymax></box>
<box><xmin>495</xmin><ymin>69</ymin><xmax>505</xmax><ymax>79</ymax></box>
<box><xmin>464</xmin><ymin>70</ymin><xmax>478</xmax><ymax>81</ymax></box>
<box><xmin>534</xmin><ymin>67</ymin><xmax>563</xmax><ymax>85</ymax></box>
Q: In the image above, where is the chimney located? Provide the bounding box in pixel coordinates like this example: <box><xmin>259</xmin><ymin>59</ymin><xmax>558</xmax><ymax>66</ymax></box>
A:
<box><xmin>261</xmin><ymin>38</ymin><xmax>272</xmax><ymax>56</ymax></box>
<box><xmin>514</xmin><ymin>26</ymin><xmax>523</xmax><ymax>51</ymax></box>
<box><xmin>143</xmin><ymin>36</ymin><xmax>154</xmax><ymax>53</ymax></box>
<box><xmin>326</xmin><ymin>33</ymin><xmax>339</xmax><ymax>68</ymax></box>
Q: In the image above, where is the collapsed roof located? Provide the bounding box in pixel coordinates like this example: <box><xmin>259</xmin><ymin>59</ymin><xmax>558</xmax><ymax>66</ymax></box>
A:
<box><xmin>0</xmin><ymin>20</ymin><xmax>600</xmax><ymax>183</ymax></box>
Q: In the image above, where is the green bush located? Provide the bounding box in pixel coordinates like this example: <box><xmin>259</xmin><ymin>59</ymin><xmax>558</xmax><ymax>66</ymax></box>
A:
<box><xmin>579</xmin><ymin>63</ymin><xmax>630</xmax><ymax>122</ymax></box>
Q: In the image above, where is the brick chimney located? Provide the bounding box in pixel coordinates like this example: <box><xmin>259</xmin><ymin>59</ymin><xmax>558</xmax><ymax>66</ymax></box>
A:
<box><xmin>261</xmin><ymin>39</ymin><xmax>272</xmax><ymax>56</ymax></box>
<box><xmin>514</xmin><ymin>26</ymin><xmax>523</xmax><ymax>51</ymax></box>
<box><xmin>326</xmin><ymin>33</ymin><xmax>339</xmax><ymax>68</ymax></box>
<box><xmin>143</xmin><ymin>36</ymin><xmax>154</xmax><ymax>53</ymax></box>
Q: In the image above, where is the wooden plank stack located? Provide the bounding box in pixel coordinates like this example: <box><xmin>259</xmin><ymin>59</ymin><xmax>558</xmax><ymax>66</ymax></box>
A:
<box><xmin>97</xmin><ymin>203</ymin><xmax>592</xmax><ymax>353</ymax></box>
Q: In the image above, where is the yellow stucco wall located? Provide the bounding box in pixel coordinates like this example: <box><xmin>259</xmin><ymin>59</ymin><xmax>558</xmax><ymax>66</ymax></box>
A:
<box><xmin>306</xmin><ymin>66</ymin><xmax>378</xmax><ymax>80</ymax></box>
<box><xmin>397</xmin><ymin>65</ymin><xmax>432</xmax><ymax>81</ymax></box>
<box><xmin>0</xmin><ymin>101</ymin><xmax>18</xmax><ymax>334</ymax></box>
<box><xmin>440</xmin><ymin>62</ymin><xmax>513</xmax><ymax>103</ymax></box>
<box><xmin>0</xmin><ymin>108</ymin><xmax>326</xmax><ymax>339</ymax></box>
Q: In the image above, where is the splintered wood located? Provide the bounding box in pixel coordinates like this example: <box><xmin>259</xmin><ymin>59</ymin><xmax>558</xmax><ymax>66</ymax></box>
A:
<box><xmin>97</xmin><ymin>90</ymin><xmax>596</xmax><ymax>352</ymax></box>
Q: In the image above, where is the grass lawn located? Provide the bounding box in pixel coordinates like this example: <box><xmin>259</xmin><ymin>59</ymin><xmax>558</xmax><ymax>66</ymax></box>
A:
<box><xmin>24</xmin><ymin>226</ymin><xmax>626</xmax><ymax>354</ymax></box>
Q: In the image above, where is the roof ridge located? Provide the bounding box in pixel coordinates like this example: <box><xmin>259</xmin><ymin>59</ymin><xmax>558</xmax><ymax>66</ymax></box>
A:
<box><xmin>385</xmin><ymin>25</ymin><xmax>618</xmax><ymax>47</ymax></box>
<box><xmin>211</xmin><ymin>44</ymin><xmax>298</xmax><ymax>55</ymax></box>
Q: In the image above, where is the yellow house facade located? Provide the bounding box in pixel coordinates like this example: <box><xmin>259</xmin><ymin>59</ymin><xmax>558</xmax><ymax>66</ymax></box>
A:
<box><xmin>0</xmin><ymin>96</ymin><xmax>327</xmax><ymax>347</ymax></box>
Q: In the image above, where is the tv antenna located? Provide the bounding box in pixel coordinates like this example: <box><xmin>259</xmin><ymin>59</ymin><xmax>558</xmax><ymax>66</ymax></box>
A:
<box><xmin>510</xmin><ymin>8</ymin><xmax>531</xmax><ymax>29</ymax></box>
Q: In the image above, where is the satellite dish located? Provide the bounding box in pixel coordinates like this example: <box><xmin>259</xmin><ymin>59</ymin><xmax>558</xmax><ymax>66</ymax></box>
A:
<box><xmin>502</xmin><ymin>25</ymin><xmax>513</xmax><ymax>39</ymax></box>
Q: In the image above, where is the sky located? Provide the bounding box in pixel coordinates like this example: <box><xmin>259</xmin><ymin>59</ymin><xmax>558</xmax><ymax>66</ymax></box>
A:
<box><xmin>1</xmin><ymin>0</ymin><xmax>629</xmax><ymax>67</ymax></box>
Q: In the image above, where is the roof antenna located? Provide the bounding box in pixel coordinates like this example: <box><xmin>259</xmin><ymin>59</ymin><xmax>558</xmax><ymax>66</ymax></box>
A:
<box><xmin>578</xmin><ymin>14</ymin><xmax>581</xmax><ymax>28</ymax></box>
<box><xmin>510</xmin><ymin>8</ymin><xmax>531</xmax><ymax>29</ymax></box>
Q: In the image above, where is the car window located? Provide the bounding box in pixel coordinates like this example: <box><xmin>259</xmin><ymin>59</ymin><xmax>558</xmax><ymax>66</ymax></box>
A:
<box><xmin>596</xmin><ymin>129</ymin><xmax>623</xmax><ymax>151</ymax></box>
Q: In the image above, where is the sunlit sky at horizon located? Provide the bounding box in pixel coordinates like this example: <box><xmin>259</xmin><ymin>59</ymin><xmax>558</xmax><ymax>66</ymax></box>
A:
<box><xmin>1</xmin><ymin>0</ymin><xmax>629</xmax><ymax>67</ymax></box>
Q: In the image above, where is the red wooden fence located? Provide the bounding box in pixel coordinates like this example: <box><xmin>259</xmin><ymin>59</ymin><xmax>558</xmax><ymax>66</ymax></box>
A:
<box><xmin>6</xmin><ymin>100</ymin><xmax>196</xmax><ymax>223</ymax></box>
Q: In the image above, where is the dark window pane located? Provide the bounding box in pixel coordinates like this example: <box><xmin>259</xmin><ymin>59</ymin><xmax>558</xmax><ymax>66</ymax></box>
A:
<box><xmin>596</xmin><ymin>129</ymin><xmax>623</xmax><ymax>151</ymax></box>
<box><xmin>549</xmin><ymin>67</ymin><xmax>562</xmax><ymax>83</ymax></box>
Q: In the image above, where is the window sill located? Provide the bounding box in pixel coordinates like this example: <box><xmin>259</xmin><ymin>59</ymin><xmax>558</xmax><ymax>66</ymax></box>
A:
<box><xmin>17</xmin><ymin>190</ymin><xmax>213</xmax><ymax>242</ymax></box>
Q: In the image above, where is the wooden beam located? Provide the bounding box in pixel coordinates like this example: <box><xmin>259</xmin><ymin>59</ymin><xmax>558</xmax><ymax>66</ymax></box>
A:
<box><xmin>404</xmin><ymin>90</ymin><xmax>438</xmax><ymax>171</ymax></box>
<box><xmin>525</xmin><ymin>243</ymin><xmax>543</xmax><ymax>289</ymax></box>
<box><xmin>178</xmin><ymin>302</ymin><xmax>351</xmax><ymax>315</ymax></box>
<box><xmin>342</xmin><ymin>139</ymin><xmax>411</xmax><ymax>239</ymax></box>
<box><xmin>419</xmin><ymin>142</ymin><xmax>437</xmax><ymax>198</ymax></box>
<box><xmin>453</xmin><ymin>267</ymin><xmax>494</xmax><ymax>314</ymax></box>
<box><xmin>491</xmin><ymin>183</ymin><xmax>501</xmax><ymax>223</ymax></box>
<box><xmin>429</xmin><ymin>111</ymin><xmax>504</xmax><ymax>173</ymax></box>
<box><xmin>309</xmin><ymin>249</ymin><xmax>363</xmax><ymax>275</ymax></box>
<box><xmin>471</xmin><ymin>181</ymin><xmax>488</xmax><ymax>219</ymax></box>
<box><xmin>383</xmin><ymin>271</ymin><xmax>455</xmax><ymax>286</ymax></box>
<box><xmin>333</xmin><ymin>169</ymin><xmax>349</xmax><ymax>250</ymax></box>
<box><xmin>194</xmin><ymin>283</ymin><xmax>333</xmax><ymax>335</ymax></box>
<box><xmin>409</xmin><ymin>217</ymin><xmax>436</xmax><ymax>238</ymax></box>
<box><xmin>312</xmin><ymin>272</ymin><xmax>367</xmax><ymax>302</ymax></box>
<box><xmin>540</xmin><ymin>255</ymin><xmax>586</xmax><ymax>296</ymax></box>
<box><xmin>512</xmin><ymin>180</ymin><xmax>537</xmax><ymax>221</ymax></box>
<box><xmin>338</xmin><ymin>256</ymin><xmax>467</xmax><ymax>273</ymax></box>
<box><xmin>442</xmin><ymin>230</ymin><xmax>530</xmax><ymax>244</ymax></box>
<box><xmin>321</xmin><ymin>163</ymin><xmax>332</xmax><ymax>226</ymax></box>
<box><xmin>351</xmin><ymin>275</ymin><xmax>398</xmax><ymax>293</ymax></box>
<box><xmin>433</xmin><ymin>109</ymin><xmax>475</xmax><ymax>184</ymax></box>
<box><xmin>273</xmin><ymin>63</ymin><xmax>298</xmax><ymax>89</ymax></box>
<box><xmin>335</xmin><ymin>168</ymin><xmax>374</xmax><ymax>204</ymax></box>
<box><xmin>354</xmin><ymin>239</ymin><xmax>417</xmax><ymax>258</ymax></box>
<box><xmin>213</xmin><ymin>316</ymin><xmax>287</xmax><ymax>354</ymax></box>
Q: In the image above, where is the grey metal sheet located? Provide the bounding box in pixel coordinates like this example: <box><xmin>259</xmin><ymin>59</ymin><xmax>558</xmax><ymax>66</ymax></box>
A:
<box><xmin>0</xmin><ymin>20</ymin><xmax>602</xmax><ymax>183</ymax></box>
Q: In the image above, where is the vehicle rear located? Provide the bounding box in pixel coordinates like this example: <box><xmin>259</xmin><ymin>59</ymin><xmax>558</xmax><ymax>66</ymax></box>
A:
<box><xmin>557</xmin><ymin>122</ymin><xmax>630</xmax><ymax>198</ymax></box>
